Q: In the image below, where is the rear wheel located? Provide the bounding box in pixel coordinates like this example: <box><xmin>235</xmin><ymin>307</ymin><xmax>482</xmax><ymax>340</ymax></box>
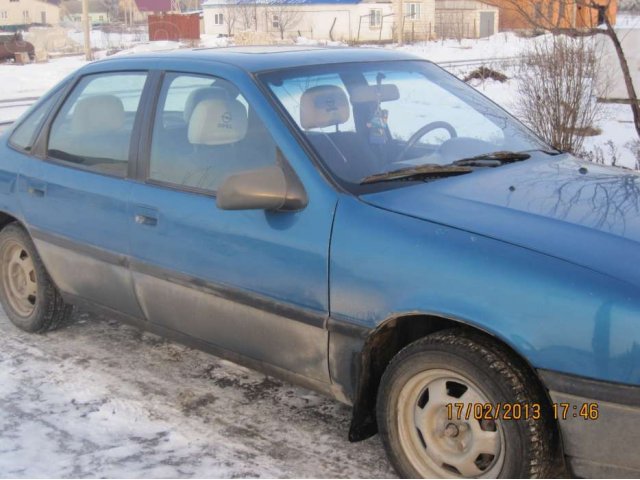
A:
<box><xmin>377</xmin><ymin>329</ymin><xmax>554</xmax><ymax>478</ymax></box>
<box><xmin>0</xmin><ymin>223</ymin><xmax>72</xmax><ymax>332</ymax></box>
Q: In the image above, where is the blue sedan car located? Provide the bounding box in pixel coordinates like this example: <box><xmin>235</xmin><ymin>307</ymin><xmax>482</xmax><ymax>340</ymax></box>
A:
<box><xmin>0</xmin><ymin>46</ymin><xmax>638</xmax><ymax>478</ymax></box>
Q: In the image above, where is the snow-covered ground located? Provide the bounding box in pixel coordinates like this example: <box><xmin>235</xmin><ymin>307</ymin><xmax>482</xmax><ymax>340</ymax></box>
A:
<box><xmin>0</xmin><ymin>56</ymin><xmax>85</xmax><ymax>105</ymax></box>
<box><xmin>0</xmin><ymin>308</ymin><xmax>395</xmax><ymax>477</ymax></box>
<box><xmin>395</xmin><ymin>32</ymin><xmax>538</xmax><ymax>63</ymax></box>
<box><xmin>616</xmin><ymin>12</ymin><xmax>640</xmax><ymax>29</ymax></box>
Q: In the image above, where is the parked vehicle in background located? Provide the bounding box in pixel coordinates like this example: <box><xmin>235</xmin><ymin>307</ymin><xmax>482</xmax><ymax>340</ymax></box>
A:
<box><xmin>0</xmin><ymin>46</ymin><xmax>639</xmax><ymax>478</ymax></box>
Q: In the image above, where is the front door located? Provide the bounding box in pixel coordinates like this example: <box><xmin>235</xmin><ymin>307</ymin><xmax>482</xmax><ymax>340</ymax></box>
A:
<box><xmin>128</xmin><ymin>72</ymin><xmax>334</xmax><ymax>382</ymax></box>
<box><xmin>18</xmin><ymin>71</ymin><xmax>150</xmax><ymax>319</ymax></box>
<box><xmin>479</xmin><ymin>12</ymin><xmax>495</xmax><ymax>38</ymax></box>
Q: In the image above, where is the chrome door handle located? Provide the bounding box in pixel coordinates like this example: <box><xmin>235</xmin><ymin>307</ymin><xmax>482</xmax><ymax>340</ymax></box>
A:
<box><xmin>28</xmin><ymin>187</ymin><xmax>45</xmax><ymax>197</ymax></box>
<box><xmin>134</xmin><ymin>214</ymin><xmax>158</xmax><ymax>226</ymax></box>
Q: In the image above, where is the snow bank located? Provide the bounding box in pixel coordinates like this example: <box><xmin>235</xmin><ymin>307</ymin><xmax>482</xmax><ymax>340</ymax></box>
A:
<box><xmin>295</xmin><ymin>36</ymin><xmax>346</xmax><ymax>47</ymax></box>
<box><xmin>67</xmin><ymin>28</ymin><xmax>149</xmax><ymax>50</ymax></box>
<box><xmin>199</xmin><ymin>34</ymin><xmax>231</xmax><ymax>48</ymax></box>
<box><xmin>112</xmin><ymin>40</ymin><xmax>184</xmax><ymax>56</ymax></box>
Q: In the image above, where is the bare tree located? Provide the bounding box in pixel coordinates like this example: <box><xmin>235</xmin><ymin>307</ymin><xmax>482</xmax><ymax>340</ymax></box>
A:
<box><xmin>237</xmin><ymin>1</ymin><xmax>258</xmax><ymax>30</ymax></box>
<box><xmin>221</xmin><ymin>3</ymin><xmax>239</xmax><ymax>36</ymax></box>
<box><xmin>435</xmin><ymin>11</ymin><xmax>466</xmax><ymax>41</ymax></box>
<box><xmin>517</xmin><ymin>35</ymin><xmax>606</xmax><ymax>153</ymax></box>
<box><xmin>630</xmin><ymin>140</ymin><xmax>640</xmax><ymax>168</ymax></box>
<box><xmin>265</xmin><ymin>3</ymin><xmax>303</xmax><ymax>39</ymax></box>
<box><xmin>485</xmin><ymin>0</ymin><xmax>640</xmax><ymax>140</ymax></box>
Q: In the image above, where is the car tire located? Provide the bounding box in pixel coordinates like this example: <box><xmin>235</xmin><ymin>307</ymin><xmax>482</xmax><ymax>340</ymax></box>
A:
<box><xmin>0</xmin><ymin>223</ymin><xmax>72</xmax><ymax>333</ymax></box>
<box><xmin>377</xmin><ymin>328</ymin><xmax>554</xmax><ymax>478</ymax></box>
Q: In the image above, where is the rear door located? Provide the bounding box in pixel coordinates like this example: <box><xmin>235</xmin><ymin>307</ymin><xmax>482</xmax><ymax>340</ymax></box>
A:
<box><xmin>18</xmin><ymin>71</ymin><xmax>150</xmax><ymax>318</ymax></box>
<box><xmin>127</xmin><ymin>70</ymin><xmax>335</xmax><ymax>382</ymax></box>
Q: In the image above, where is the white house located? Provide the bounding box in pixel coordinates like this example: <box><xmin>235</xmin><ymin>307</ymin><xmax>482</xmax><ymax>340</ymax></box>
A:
<box><xmin>435</xmin><ymin>0</ymin><xmax>499</xmax><ymax>39</ymax></box>
<box><xmin>203</xmin><ymin>0</ymin><xmax>397</xmax><ymax>42</ymax></box>
<box><xmin>0</xmin><ymin>0</ymin><xmax>60</xmax><ymax>27</ymax></box>
<box><xmin>62</xmin><ymin>0</ymin><xmax>111</xmax><ymax>24</ymax></box>
<box><xmin>202</xmin><ymin>0</ymin><xmax>498</xmax><ymax>42</ymax></box>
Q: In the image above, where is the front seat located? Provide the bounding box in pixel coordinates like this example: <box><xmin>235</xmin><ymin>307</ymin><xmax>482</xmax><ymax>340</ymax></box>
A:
<box><xmin>182</xmin><ymin>92</ymin><xmax>250</xmax><ymax>190</ymax></box>
<box><xmin>300</xmin><ymin>85</ymin><xmax>379</xmax><ymax>183</ymax></box>
<box><xmin>151</xmin><ymin>86</ymin><xmax>231</xmax><ymax>183</ymax></box>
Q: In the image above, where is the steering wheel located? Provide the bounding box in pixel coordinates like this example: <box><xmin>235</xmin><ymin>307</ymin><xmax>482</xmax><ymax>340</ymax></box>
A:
<box><xmin>394</xmin><ymin>121</ymin><xmax>458</xmax><ymax>163</ymax></box>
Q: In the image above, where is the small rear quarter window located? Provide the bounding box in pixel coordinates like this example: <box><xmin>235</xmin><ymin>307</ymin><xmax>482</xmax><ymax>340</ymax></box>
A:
<box><xmin>8</xmin><ymin>88</ymin><xmax>63</xmax><ymax>152</ymax></box>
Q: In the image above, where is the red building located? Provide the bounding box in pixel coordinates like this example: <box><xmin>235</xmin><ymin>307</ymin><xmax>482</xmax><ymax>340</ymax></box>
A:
<box><xmin>488</xmin><ymin>0</ymin><xmax>618</xmax><ymax>30</ymax></box>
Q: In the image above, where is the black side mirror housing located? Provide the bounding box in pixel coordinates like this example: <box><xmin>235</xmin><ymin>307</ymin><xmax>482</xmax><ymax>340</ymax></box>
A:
<box><xmin>216</xmin><ymin>164</ymin><xmax>308</xmax><ymax>212</ymax></box>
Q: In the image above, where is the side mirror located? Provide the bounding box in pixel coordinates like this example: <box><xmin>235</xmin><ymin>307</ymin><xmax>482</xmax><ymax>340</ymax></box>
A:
<box><xmin>216</xmin><ymin>164</ymin><xmax>308</xmax><ymax>212</ymax></box>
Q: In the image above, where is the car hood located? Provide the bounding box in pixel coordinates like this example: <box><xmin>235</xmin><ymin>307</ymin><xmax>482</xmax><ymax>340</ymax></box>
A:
<box><xmin>360</xmin><ymin>154</ymin><xmax>640</xmax><ymax>288</ymax></box>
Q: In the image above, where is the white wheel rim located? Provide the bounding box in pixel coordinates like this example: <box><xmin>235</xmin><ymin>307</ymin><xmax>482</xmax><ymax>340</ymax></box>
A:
<box><xmin>397</xmin><ymin>368</ymin><xmax>505</xmax><ymax>478</ymax></box>
<box><xmin>1</xmin><ymin>240</ymin><xmax>38</xmax><ymax>317</ymax></box>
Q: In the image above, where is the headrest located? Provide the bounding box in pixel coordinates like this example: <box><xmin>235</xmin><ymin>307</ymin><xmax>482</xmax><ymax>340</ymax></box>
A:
<box><xmin>184</xmin><ymin>86</ymin><xmax>231</xmax><ymax>123</ymax></box>
<box><xmin>350</xmin><ymin>84</ymin><xmax>400</xmax><ymax>103</ymax></box>
<box><xmin>71</xmin><ymin>95</ymin><xmax>124</xmax><ymax>134</ymax></box>
<box><xmin>300</xmin><ymin>85</ymin><xmax>350</xmax><ymax>130</ymax></box>
<box><xmin>188</xmin><ymin>97</ymin><xmax>248</xmax><ymax>146</ymax></box>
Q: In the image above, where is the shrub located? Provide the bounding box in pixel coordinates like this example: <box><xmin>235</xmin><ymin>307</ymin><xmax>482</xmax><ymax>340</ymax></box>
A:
<box><xmin>516</xmin><ymin>36</ymin><xmax>607</xmax><ymax>154</ymax></box>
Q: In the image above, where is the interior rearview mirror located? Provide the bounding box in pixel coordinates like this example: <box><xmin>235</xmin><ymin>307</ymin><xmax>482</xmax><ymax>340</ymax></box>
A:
<box><xmin>216</xmin><ymin>164</ymin><xmax>308</xmax><ymax>212</ymax></box>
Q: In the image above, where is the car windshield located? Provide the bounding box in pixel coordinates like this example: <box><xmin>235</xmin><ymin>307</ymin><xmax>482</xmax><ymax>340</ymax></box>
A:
<box><xmin>259</xmin><ymin>60</ymin><xmax>550</xmax><ymax>188</ymax></box>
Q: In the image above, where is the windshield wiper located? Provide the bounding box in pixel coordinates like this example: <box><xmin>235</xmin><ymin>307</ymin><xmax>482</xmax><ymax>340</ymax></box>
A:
<box><xmin>450</xmin><ymin>149</ymin><xmax>562</xmax><ymax>167</ymax></box>
<box><xmin>360</xmin><ymin>164</ymin><xmax>472</xmax><ymax>185</ymax></box>
<box><xmin>359</xmin><ymin>149</ymin><xmax>558</xmax><ymax>185</ymax></box>
<box><xmin>451</xmin><ymin>150</ymin><xmax>531</xmax><ymax>167</ymax></box>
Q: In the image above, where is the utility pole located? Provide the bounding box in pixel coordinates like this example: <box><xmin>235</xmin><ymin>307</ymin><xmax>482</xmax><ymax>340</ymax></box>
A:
<box><xmin>81</xmin><ymin>0</ymin><xmax>92</xmax><ymax>60</ymax></box>
<box><xmin>396</xmin><ymin>0</ymin><xmax>403</xmax><ymax>45</ymax></box>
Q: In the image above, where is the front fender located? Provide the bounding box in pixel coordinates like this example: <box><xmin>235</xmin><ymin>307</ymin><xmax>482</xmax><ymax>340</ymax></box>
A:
<box><xmin>328</xmin><ymin>195</ymin><xmax>640</xmax><ymax>401</ymax></box>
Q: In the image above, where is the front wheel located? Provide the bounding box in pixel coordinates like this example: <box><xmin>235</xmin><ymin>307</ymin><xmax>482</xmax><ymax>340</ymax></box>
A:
<box><xmin>0</xmin><ymin>223</ymin><xmax>72</xmax><ymax>332</ymax></box>
<box><xmin>377</xmin><ymin>329</ymin><xmax>554</xmax><ymax>478</ymax></box>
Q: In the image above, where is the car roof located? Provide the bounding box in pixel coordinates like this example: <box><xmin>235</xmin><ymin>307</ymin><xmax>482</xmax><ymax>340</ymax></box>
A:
<box><xmin>95</xmin><ymin>46</ymin><xmax>423</xmax><ymax>73</ymax></box>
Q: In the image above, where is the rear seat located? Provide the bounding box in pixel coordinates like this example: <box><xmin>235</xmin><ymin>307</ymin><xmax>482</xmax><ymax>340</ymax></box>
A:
<box><xmin>48</xmin><ymin>94</ymin><xmax>130</xmax><ymax>176</ymax></box>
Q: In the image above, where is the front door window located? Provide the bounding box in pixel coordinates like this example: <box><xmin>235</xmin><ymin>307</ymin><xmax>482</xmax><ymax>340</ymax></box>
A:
<box><xmin>148</xmin><ymin>72</ymin><xmax>278</xmax><ymax>192</ymax></box>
